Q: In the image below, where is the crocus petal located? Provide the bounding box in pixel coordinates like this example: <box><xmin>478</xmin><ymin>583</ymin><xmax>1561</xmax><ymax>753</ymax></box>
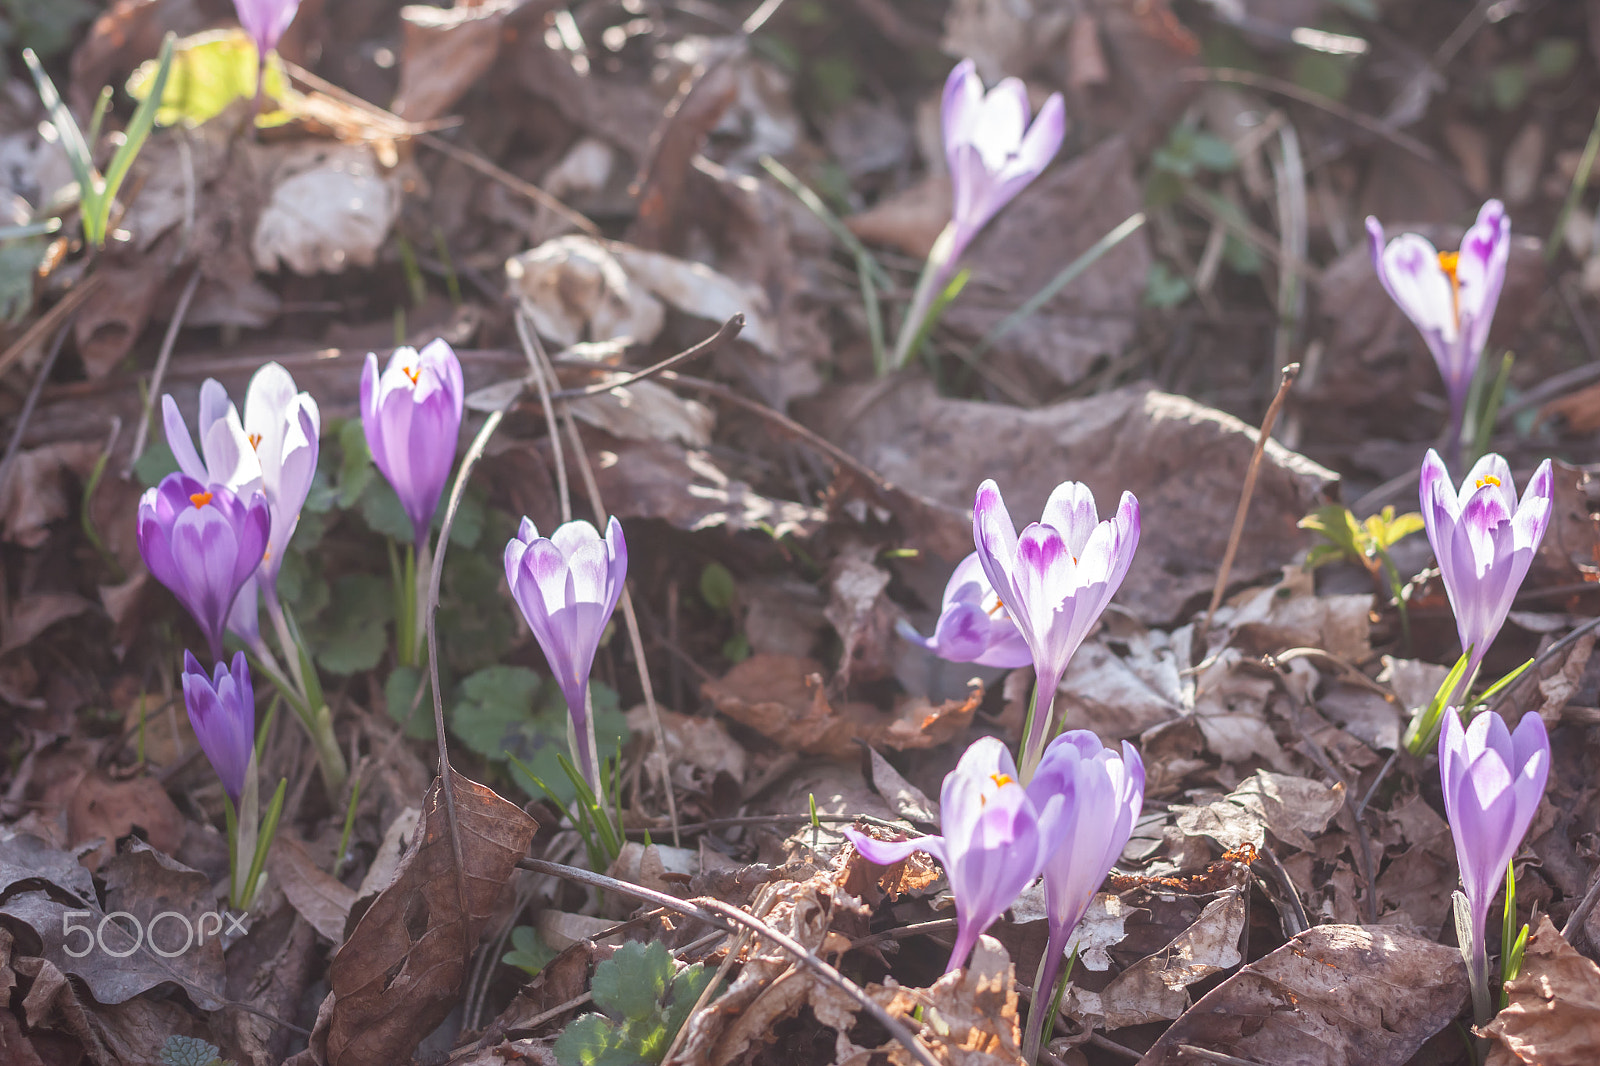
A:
<box><xmin>844</xmin><ymin>827</ymin><xmax>947</xmax><ymax>869</ymax></box>
<box><xmin>163</xmin><ymin>395</ymin><xmax>207</xmax><ymax>481</ymax></box>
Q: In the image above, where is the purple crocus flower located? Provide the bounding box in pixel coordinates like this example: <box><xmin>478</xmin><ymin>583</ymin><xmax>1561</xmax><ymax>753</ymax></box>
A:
<box><xmin>898</xmin><ymin>551</ymin><xmax>1032</xmax><ymax>668</ymax></box>
<box><xmin>504</xmin><ymin>517</ymin><xmax>628</xmax><ymax>789</ymax></box>
<box><xmin>1367</xmin><ymin>200</ymin><xmax>1511</xmax><ymax>458</ymax></box>
<box><xmin>1420</xmin><ymin>449</ymin><xmax>1552</xmax><ymax>694</ymax></box>
<box><xmin>1439</xmin><ymin>707</ymin><xmax>1548</xmax><ymax>1022</ymax></box>
<box><xmin>138</xmin><ymin>473</ymin><xmax>270</xmax><ymax>662</ymax></box>
<box><xmin>844</xmin><ymin>736</ymin><xmax>1065</xmax><ymax>973</ymax></box>
<box><xmin>233</xmin><ymin>0</ymin><xmax>301</xmax><ymax>60</ymax></box>
<box><xmin>942</xmin><ymin>59</ymin><xmax>1066</xmax><ymax>268</ymax></box>
<box><xmin>972</xmin><ymin>479</ymin><xmax>1140</xmax><ymax>778</ymax></box>
<box><xmin>181</xmin><ymin>650</ymin><xmax>256</xmax><ymax>805</ymax></box>
<box><xmin>891</xmin><ymin>60</ymin><xmax>1065</xmax><ymax>368</ymax></box>
<box><xmin>1029</xmin><ymin>731</ymin><xmax>1144</xmax><ymax>1046</ymax></box>
<box><xmin>361</xmin><ymin>340</ymin><xmax>464</xmax><ymax>548</ymax></box>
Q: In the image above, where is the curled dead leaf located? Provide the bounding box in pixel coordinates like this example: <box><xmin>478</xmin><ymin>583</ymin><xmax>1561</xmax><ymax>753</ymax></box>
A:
<box><xmin>1485</xmin><ymin>916</ymin><xmax>1600</xmax><ymax>1066</ymax></box>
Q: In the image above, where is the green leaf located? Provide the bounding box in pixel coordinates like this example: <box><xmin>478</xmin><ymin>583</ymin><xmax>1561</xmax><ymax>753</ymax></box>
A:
<box><xmin>306</xmin><ymin>573</ymin><xmax>392</xmax><ymax>674</ymax></box>
<box><xmin>383</xmin><ymin>665</ymin><xmax>431</xmax><ymax>738</ymax></box>
<box><xmin>126</xmin><ymin>28</ymin><xmax>291</xmax><ymax>128</ymax></box>
<box><xmin>503</xmin><ymin>924</ymin><xmax>557</xmax><ymax>977</ymax></box>
<box><xmin>2</xmin><ymin>0</ymin><xmax>97</xmax><ymax>62</ymax></box>
<box><xmin>592</xmin><ymin>942</ymin><xmax>675</xmax><ymax>1021</ymax></box>
<box><xmin>699</xmin><ymin>562</ymin><xmax>736</xmax><ymax>612</ymax></box>
<box><xmin>553</xmin><ymin>1014</ymin><xmax>631</xmax><ymax>1066</ymax></box>
<box><xmin>1489</xmin><ymin>65</ymin><xmax>1527</xmax><ymax>112</ymax></box>
<box><xmin>449</xmin><ymin>666</ymin><xmax>542</xmax><ymax>757</ymax></box>
<box><xmin>720</xmin><ymin>632</ymin><xmax>751</xmax><ymax>663</ymax></box>
<box><xmin>159</xmin><ymin>1034</ymin><xmax>226</xmax><ymax>1066</ymax></box>
<box><xmin>0</xmin><ymin>236</ymin><xmax>45</xmax><ymax>324</ymax></box>
<box><xmin>501</xmin><ymin>685</ymin><xmax>628</xmax><ymax>806</ymax></box>
<box><xmin>1190</xmin><ymin>131</ymin><xmax>1237</xmax><ymax>172</ymax></box>
<box><xmin>1291</xmin><ymin>50</ymin><xmax>1355</xmax><ymax>101</ymax></box>
<box><xmin>274</xmin><ymin>549</ymin><xmax>330</xmax><ymax>626</ymax></box>
<box><xmin>359</xmin><ymin>478</ymin><xmax>415</xmax><ymax>542</ymax></box>
<box><xmin>133</xmin><ymin>441</ymin><xmax>181</xmax><ymax>487</ymax></box>
<box><xmin>1533</xmin><ymin>38</ymin><xmax>1578</xmax><ymax>81</ymax></box>
<box><xmin>336</xmin><ymin>419</ymin><xmax>375</xmax><ymax>509</ymax></box>
<box><xmin>659</xmin><ymin>964</ymin><xmax>715</xmax><ymax>1048</ymax></box>
<box><xmin>1143</xmin><ymin>261</ymin><xmax>1191</xmax><ymax>309</ymax></box>
<box><xmin>438</xmin><ymin>549</ymin><xmax>517</xmax><ymax>672</ymax></box>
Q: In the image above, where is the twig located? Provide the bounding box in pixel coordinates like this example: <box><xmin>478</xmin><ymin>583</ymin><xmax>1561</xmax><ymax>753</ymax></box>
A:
<box><xmin>1088</xmin><ymin>1033</ymin><xmax>1144</xmax><ymax>1061</ymax></box>
<box><xmin>429</xmin><ymin>386</ymin><xmax>525</xmax><ymax>959</ymax></box>
<box><xmin>848</xmin><ymin>917</ymin><xmax>957</xmax><ymax>951</ymax></box>
<box><xmin>123</xmin><ymin>266</ymin><xmax>201</xmax><ymax>476</ymax></box>
<box><xmin>511</xmin><ymin>991</ymin><xmax>594</xmax><ymax>1034</ymax></box>
<box><xmin>1251</xmin><ymin>845</ymin><xmax>1309</xmax><ymax>936</ymax></box>
<box><xmin>420</xmin><ymin>133</ymin><xmax>599</xmax><ymax>237</ymax></box>
<box><xmin>548</xmin><ymin>313</ymin><xmax>746</xmax><ymax>400</ymax></box>
<box><xmin>1179</xmin><ymin>67</ymin><xmax>1456</xmax><ymax>178</ymax></box>
<box><xmin>1178</xmin><ymin>1047</ymin><xmax>1268</xmax><ymax>1066</ymax></box>
<box><xmin>518</xmin><ymin>856</ymin><xmax>940</xmax><ymax>1066</ymax></box>
<box><xmin>0</xmin><ymin>270</ymin><xmax>104</xmax><ymax>380</ymax></box>
<box><xmin>560</xmin><ymin>411</ymin><xmax>680</xmax><ymax>843</ymax></box>
<box><xmin>515</xmin><ymin>311</ymin><xmax>571</xmax><ymax>523</ymax></box>
<box><xmin>1203</xmin><ymin>363</ymin><xmax>1300</xmax><ymax>631</ymax></box>
<box><xmin>0</xmin><ymin>325</ymin><xmax>69</xmax><ymax>503</ymax></box>
<box><xmin>1562</xmin><ymin>865</ymin><xmax>1600</xmax><ymax>948</ymax></box>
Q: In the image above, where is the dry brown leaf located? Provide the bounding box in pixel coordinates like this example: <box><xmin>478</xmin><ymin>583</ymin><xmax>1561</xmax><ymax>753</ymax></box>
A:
<box><xmin>317</xmin><ymin>774</ymin><xmax>539</xmax><ymax>1066</ymax></box>
<box><xmin>0</xmin><ymin>839</ymin><xmax>227</xmax><ymax>1011</ymax></box>
<box><xmin>1136</xmin><ymin>925</ymin><xmax>1466</xmax><ymax>1065</ymax></box>
<box><xmin>846</xmin><ymin>175</ymin><xmax>951</xmax><ymax>259</ymax></box>
<box><xmin>1172</xmin><ymin>771</ymin><xmax>1346</xmax><ymax>852</ymax></box>
<box><xmin>67</xmin><ymin>770</ymin><xmax>184</xmax><ymax>873</ymax></box>
<box><xmin>268</xmin><ymin>834</ymin><xmax>358</xmax><ymax>944</ymax></box>
<box><xmin>825</xmin><ymin>541</ymin><xmax>896</xmax><ymax>689</ymax></box>
<box><xmin>391</xmin><ymin>1</ymin><xmax>510</xmax><ymax>121</ymax></box>
<box><xmin>0</xmin><ymin>593</ymin><xmax>94</xmax><ymax>656</ymax></box>
<box><xmin>876</xmin><ymin>934</ymin><xmax>1025</xmax><ymax>1066</ymax></box>
<box><xmin>1484</xmin><ymin>916</ymin><xmax>1600</xmax><ymax>1066</ymax></box>
<box><xmin>703</xmin><ymin>654</ymin><xmax>980</xmax><ymax>759</ymax></box>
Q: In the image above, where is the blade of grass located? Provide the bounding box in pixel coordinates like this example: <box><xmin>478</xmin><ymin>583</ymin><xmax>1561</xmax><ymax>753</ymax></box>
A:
<box><xmin>1549</xmin><ymin>100</ymin><xmax>1600</xmax><ymax>265</ymax></box>
<box><xmin>971</xmin><ymin>211</ymin><xmax>1147</xmax><ymax>360</ymax></box>
<box><xmin>759</xmin><ymin>154</ymin><xmax>890</xmax><ymax>290</ymax></box>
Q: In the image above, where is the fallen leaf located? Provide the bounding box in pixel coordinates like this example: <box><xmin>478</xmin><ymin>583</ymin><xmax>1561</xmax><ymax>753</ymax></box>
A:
<box><xmin>0</xmin><ymin>593</ymin><xmax>94</xmax><ymax>656</ymax></box>
<box><xmin>1172</xmin><ymin>771</ymin><xmax>1346</xmax><ymax>852</ymax></box>
<box><xmin>0</xmin><ymin>839</ymin><xmax>227</xmax><ymax>1011</ymax></box>
<box><xmin>874</xmin><ymin>934</ymin><xmax>1025</xmax><ymax>1066</ymax></box>
<box><xmin>390</xmin><ymin>0</ymin><xmax>510</xmax><ymax>122</ymax></box>
<box><xmin>846</xmin><ymin>175</ymin><xmax>951</xmax><ymax>259</ymax></box>
<box><xmin>827</xmin><ymin>380</ymin><xmax>1336</xmax><ymax>620</ymax></box>
<box><xmin>825</xmin><ymin>541</ymin><xmax>895</xmax><ymax>689</ymax></box>
<box><xmin>704</xmin><ymin>654</ymin><xmax>980</xmax><ymax>759</ymax></box>
<box><xmin>268</xmin><ymin>834</ymin><xmax>357</xmax><ymax>944</ymax></box>
<box><xmin>253</xmin><ymin>143</ymin><xmax>400</xmax><ymax>275</ymax></box>
<box><xmin>1485</xmin><ymin>916</ymin><xmax>1600</xmax><ymax>1066</ymax></box>
<box><xmin>318</xmin><ymin>774</ymin><xmax>539</xmax><ymax>1066</ymax></box>
<box><xmin>0</xmin><ymin>832</ymin><xmax>95</xmax><ymax>899</ymax></box>
<box><xmin>1136</xmin><ymin>925</ymin><xmax>1467</xmax><ymax>1065</ymax></box>
<box><xmin>67</xmin><ymin>770</ymin><xmax>185</xmax><ymax>873</ymax></box>
<box><xmin>507</xmin><ymin>235</ymin><xmax>665</xmax><ymax>348</ymax></box>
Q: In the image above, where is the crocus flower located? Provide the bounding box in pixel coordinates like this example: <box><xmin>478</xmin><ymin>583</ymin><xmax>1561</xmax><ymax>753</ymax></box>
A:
<box><xmin>891</xmin><ymin>60</ymin><xmax>1065</xmax><ymax>368</ymax></box>
<box><xmin>1439</xmin><ymin>707</ymin><xmax>1548</xmax><ymax>1022</ymax></box>
<box><xmin>138</xmin><ymin>473</ymin><xmax>270</xmax><ymax>662</ymax></box>
<box><xmin>1367</xmin><ymin>200</ymin><xmax>1510</xmax><ymax>457</ymax></box>
<box><xmin>844</xmin><ymin>736</ymin><xmax>1067</xmax><ymax>973</ymax></box>
<box><xmin>1420</xmin><ymin>449</ymin><xmax>1552</xmax><ymax>692</ymax></box>
<box><xmin>361</xmin><ymin>340</ymin><xmax>464</xmax><ymax>548</ymax></box>
<box><xmin>181</xmin><ymin>650</ymin><xmax>257</xmax><ymax>804</ymax></box>
<box><xmin>234</xmin><ymin>0</ymin><xmax>301</xmax><ymax>60</ymax></box>
<box><xmin>972</xmin><ymin>479</ymin><xmax>1140</xmax><ymax>778</ymax></box>
<box><xmin>898</xmin><ymin>551</ymin><xmax>1032</xmax><ymax>668</ymax></box>
<box><xmin>1029</xmin><ymin>731</ymin><xmax>1144</xmax><ymax>1041</ymax></box>
<box><xmin>504</xmin><ymin>517</ymin><xmax>628</xmax><ymax>788</ymax></box>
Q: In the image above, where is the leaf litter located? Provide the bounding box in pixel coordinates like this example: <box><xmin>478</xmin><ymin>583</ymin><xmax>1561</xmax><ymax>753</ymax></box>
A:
<box><xmin>2</xmin><ymin>1</ymin><xmax>1600</xmax><ymax>1065</ymax></box>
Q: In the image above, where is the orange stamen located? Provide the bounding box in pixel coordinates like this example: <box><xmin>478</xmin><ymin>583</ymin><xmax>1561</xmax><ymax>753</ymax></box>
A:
<box><xmin>1437</xmin><ymin>250</ymin><xmax>1462</xmax><ymax>328</ymax></box>
<box><xmin>248</xmin><ymin>433</ymin><xmax>262</xmax><ymax>450</ymax></box>
<box><xmin>403</xmin><ymin>366</ymin><xmax>421</xmax><ymax>385</ymax></box>
<box><xmin>1475</xmin><ymin>474</ymin><xmax>1502</xmax><ymax>489</ymax></box>
<box><xmin>986</xmin><ymin>597</ymin><xmax>1006</xmax><ymax>617</ymax></box>
<box><xmin>990</xmin><ymin>773</ymin><xmax>1014</xmax><ymax>789</ymax></box>
<box><xmin>189</xmin><ymin>492</ymin><xmax>213</xmax><ymax>509</ymax></box>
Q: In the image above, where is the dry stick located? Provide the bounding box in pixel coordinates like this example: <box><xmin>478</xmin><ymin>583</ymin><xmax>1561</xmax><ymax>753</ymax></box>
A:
<box><xmin>1178</xmin><ymin>1046</ymin><xmax>1268</xmax><ymax>1066</ymax></box>
<box><xmin>1562</xmin><ymin>866</ymin><xmax>1600</xmax><ymax>949</ymax></box>
<box><xmin>420</xmin><ymin>133</ymin><xmax>599</xmax><ymax>238</ymax></box>
<box><xmin>1179</xmin><ymin>68</ymin><xmax>1454</xmax><ymax>178</ymax></box>
<box><xmin>123</xmin><ymin>266</ymin><xmax>202</xmax><ymax>476</ymax></box>
<box><xmin>0</xmin><ymin>325</ymin><xmax>69</xmax><ymax>502</ymax></box>
<box><xmin>515</xmin><ymin>310</ymin><xmax>572</xmax><ymax>524</ymax></box>
<box><xmin>0</xmin><ymin>270</ymin><xmax>105</xmax><ymax>380</ymax></box>
<box><xmin>429</xmin><ymin>393</ymin><xmax>524</xmax><ymax>959</ymax></box>
<box><xmin>560</xmin><ymin>410</ymin><xmax>681</xmax><ymax>844</ymax></box>
<box><xmin>1202</xmin><ymin>363</ymin><xmax>1300</xmax><ymax>633</ymax></box>
<box><xmin>518</xmin><ymin>856</ymin><xmax>939</xmax><ymax>1066</ymax></box>
<box><xmin>548</xmin><ymin>313</ymin><xmax>746</xmax><ymax>400</ymax></box>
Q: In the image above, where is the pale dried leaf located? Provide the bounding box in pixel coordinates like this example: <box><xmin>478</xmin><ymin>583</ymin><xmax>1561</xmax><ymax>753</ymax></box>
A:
<box><xmin>1484</xmin><ymin>916</ymin><xmax>1600</xmax><ymax>1066</ymax></box>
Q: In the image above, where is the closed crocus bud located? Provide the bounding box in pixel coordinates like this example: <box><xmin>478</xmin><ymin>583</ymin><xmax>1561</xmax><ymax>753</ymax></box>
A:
<box><xmin>941</xmin><ymin>59</ymin><xmax>1065</xmax><ymax>266</ymax></box>
<box><xmin>1366</xmin><ymin>200</ymin><xmax>1510</xmax><ymax>454</ymax></box>
<box><xmin>898</xmin><ymin>551</ymin><xmax>1032</xmax><ymax>669</ymax></box>
<box><xmin>181</xmin><ymin>651</ymin><xmax>256</xmax><ymax>805</ymax></box>
<box><xmin>1439</xmin><ymin>707</ymin><xmax>1548</xmax><ymax>1021</ymax></box>
<box><xmin>1420</xmin><ymin>449</ymin><xmax>1552</xmax><ymax>690</ymax></box>
<box><xmin>972</xmin><ymin>479</ymin><xmax>1140</xmax><ymax>777</ymax></box>
<box><xmin>360</xmin><ymin>340</ymin><xmax>464</xmax><ymax>548</ymax></box>
<box><xmin>844</xmin><ymin>737</ymin><xmax>1062</xmax><ymax>973</ymax></box>
<box><xmin>1030</xmin><ymin>731</ymin><xmax>1144</xmax><ymax>1025</ymax></box>
<box><xmin>233</xmin><ymin>0</ymin><xmax>301</xmax><ymax>59</ymax></box>
<box><xmin>138</xmin><ymin>473</ymin><xmax>269</xmax><ymax>662</ymax></box>
<box><xmin>504</xmin><ymin>516</ymin><xmax>628</xmax><ymax>788</ymax></box>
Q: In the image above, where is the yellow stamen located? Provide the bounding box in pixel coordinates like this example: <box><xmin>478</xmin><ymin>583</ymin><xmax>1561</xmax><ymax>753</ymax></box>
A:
<box><xmin>248</xmin><ymin>433</ymin><xmax>262</xmax><ymax>450</ymax></box>
<box><xmin>1475</xmin><ymin>474</ymin><xmax>1502</xmax><ymax>489</ymax></box>
<box><xmin>1438</xmin><ymin>250</ymin><xmax>1462</xmax><ymax>328</ymax></box>
<box><xmin>990</xmin><ymin>773</ymin><xmax>1014</xmax><ymax>789</ymax></box>
<box><xmin>189</xmin><ymin>492</ymin><xmax>213</xmax><ymax>509</ymax></box>
<box><xmin>403</xmin><ymin>366</ymin><xmax>421</xmax><ymax>386</ymax></box>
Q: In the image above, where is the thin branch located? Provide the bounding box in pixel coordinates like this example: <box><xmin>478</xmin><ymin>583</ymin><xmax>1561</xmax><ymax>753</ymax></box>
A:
<box><xmin>421</xmin><ymin>132</ymin><xmax>598</xmax><ymax>237</ymax></box>
<box><xmin>549</xmin><ymin>313</ymin><xmax>745</xmax><ymax>400</ymax></box>
<box><xmin>123</xmin><ymin>266</ymin><xmax>201</xmax><ymax>476</ymax></box>
<box><xmin>517</xmin><ymin>857</ymin><xmax>940</xmax><ymax>1066</ymax></box>
<box><xmin>515</xmin><ymin>310</ymin><xmax>571</xmax><ymax>524</ymax></box>
<box><xmin>0</xmin><ymin>325</ymin><xmax>70</xmax><ymax>502</ymax></box>
<box><xmin>1203</xmin><ymin>363</ymin><xmax>1300</xmax><ymax>632</ymax></box>
<box><xmin>0</xmin><ymin>270</ymin><xmax>104</xmax><ymax>381</ymax></box>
